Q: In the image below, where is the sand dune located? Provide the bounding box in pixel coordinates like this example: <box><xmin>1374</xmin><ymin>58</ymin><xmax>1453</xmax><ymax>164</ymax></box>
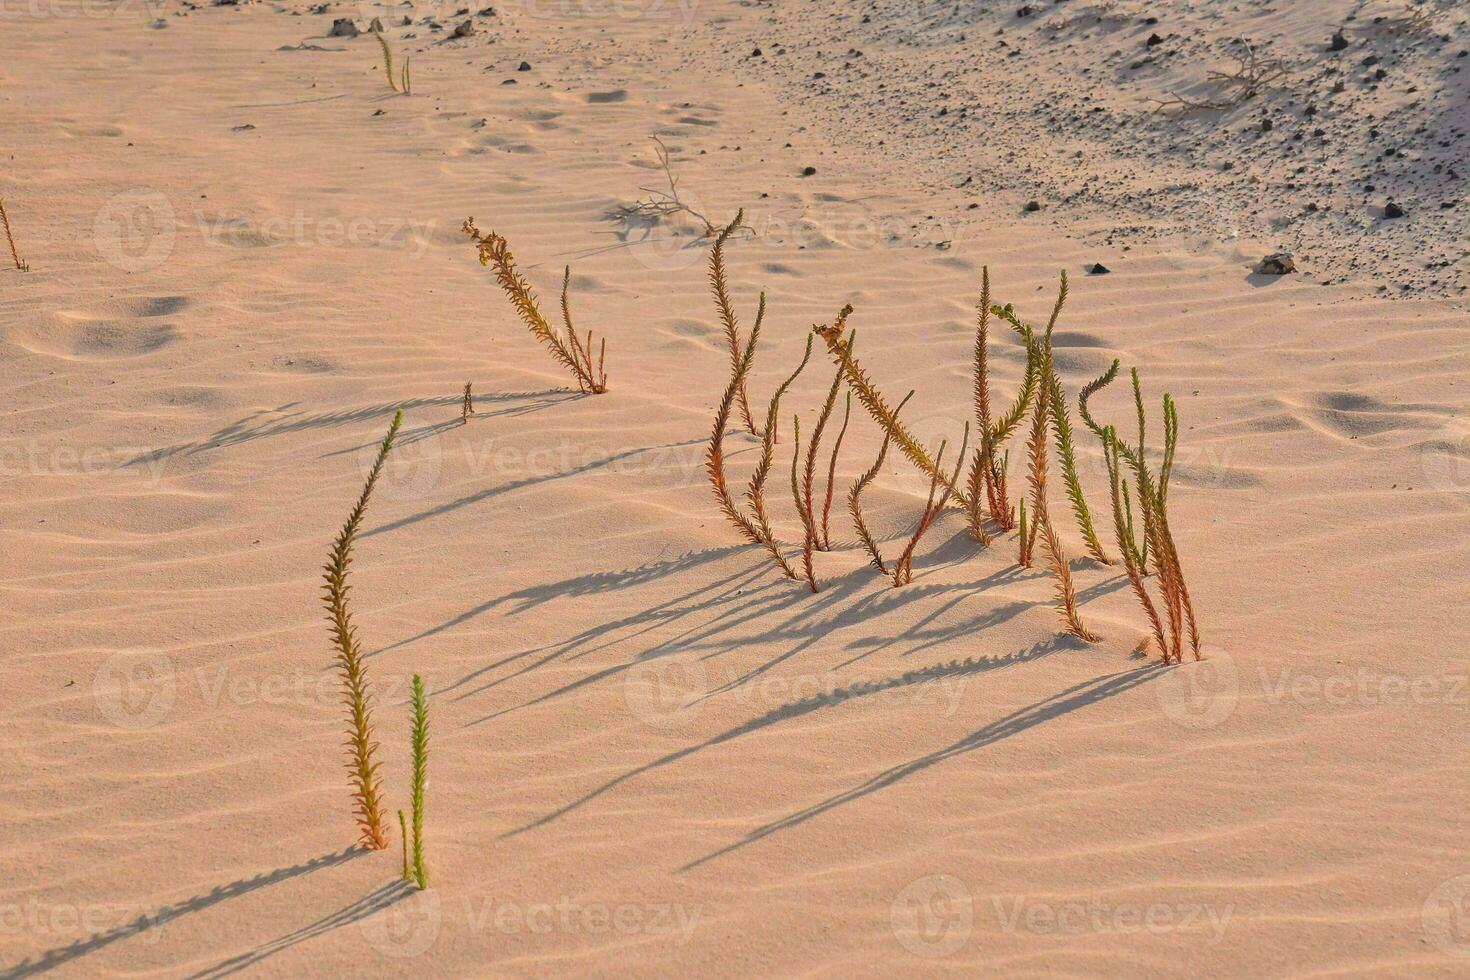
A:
<box><xmin>3</xmin><ymin>0</ymin><xmax>1468</xmax><ymax>976</ymax></box>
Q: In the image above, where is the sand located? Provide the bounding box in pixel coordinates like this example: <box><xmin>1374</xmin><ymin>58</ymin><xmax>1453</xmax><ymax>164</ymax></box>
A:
<box><xmin>3</xmin><ymin>0</ymin><xmax>1469</xmax><ymax>976</ymax></box>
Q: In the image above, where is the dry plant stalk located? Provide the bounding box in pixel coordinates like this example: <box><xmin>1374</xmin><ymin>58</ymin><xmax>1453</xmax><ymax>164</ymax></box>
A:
<box><xmin>788</xmin><ymin>415</ymin><xmax>819</xmax><ymax>592</ymax></box>
<box><xmin>462</xmin><ymin>220</ymin><xmax>608</xmax><ymax>394</ymax></box>
<box><xmin>849</xmin><ymin>390</ymin><xmax>915</xmax><ymax>574</ymax></box>
<box><xmin>969</xmin><ymin>268</ymin><xmax>1038</xmax><ymax>538</ymax></box>
<box><xmin>820</xmin><ymin>392</ymin><xmax>852</xmax><ymax>550</ymax></box>
<box><xmin>1103</xmin><ymin>427</ymin><xmax>1169</xmax><ymax>658</ymax></box>
<box><xmin>1017</xmin><ymin>497</ymin><xmax>1030</xmax><ymax>566</ymax></box>
<box><xmin>1049</xmin><ymin>368</ymin><xmax>1110</xmax><ymax>564</ymax></box>
<box><xmin>407</xmin><ymin>673</ymin><xmax>429</xmax><ymax>889</ymax></box>
<box><xmin>1380</xmin><ymin>3</ymin><xmax>1435</xmax><ymax>36</ymax></box>
<box><xmin>705</xmin><ymin>257</ymin><xmax>816</xmax><ymax>584</ymax></box>
<box><xmin>748</xmin><ymin>334</ymin><xmax>815</xmax><ymax>578</ymax></box>
<box><xmin>1017</xmin><ymin>275</ymin><xmax>1099</xmax><ymax>641</ymax></box>
<box><xmin>1089</xmin><ymin>369</ymin><xmax>1203</xmax><ymax>664</ymax></box>
<box><xmin>709</xmin><ymin>211</ymin><xmax>761</xmax><ymax>435</ymax></box>
<box><xmin>461</xmin><ymin>382</ymin><xmax>474</xmax><ymax>423</ymax></box>
<box><xmin>892</xmin><ymin>425</ymin><xmax>969</xmax><ymax>587</ymax></box>
<box><xmin>322</xmin><ymin>409</ymin><xmax>400</xmax><ymax>850</ymax></box>
<box><xmin>0</xmin><ymin>197</ymin><xmax>29</xmax><ymax>272</ymax></box>
<box><xmin>608</xmin><ymin>136</ymin><xmax>717</xmax><ymax>233</ymax></box>
<box><xmin>398</xmin><ymin>809</ymin><xmax>410</xmax><ymax>881</ymax></box>
<box><xmin>991</xmin><ymin>279</ymin><xmax>1106</xmax><ymax>563</ymax></box>
<box><xmin>707</xmin><ymin>296</ymin><xmax>770</xmax><ymax>548</ymax></box>
<box><xmin>799</xmin><ymin>349</ymin><xmax>850</xmax><ymax>558</ymax></box>
<box><xmin>815</xmin><ymin>307</ymin><xmax>974</xmax><ymax>510</ymax></box>
<box><xmin>1150</xmin><ymin>39</ymin><xmax>1289</xmax><ymax>111</ymax></box>
<box><xmin>371</xmin><ymin>25</ymin><xmax>410</xmax><ymax>95</ymax></box>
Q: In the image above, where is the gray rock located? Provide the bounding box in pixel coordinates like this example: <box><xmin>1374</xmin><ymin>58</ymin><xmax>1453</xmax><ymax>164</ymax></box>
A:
<box><xmin>327</xmin><ymin>17</ymin><xmax>358</xmax><ymax>36</ymax></box>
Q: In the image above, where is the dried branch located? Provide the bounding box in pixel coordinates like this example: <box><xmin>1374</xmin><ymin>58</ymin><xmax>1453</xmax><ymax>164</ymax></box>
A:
<box><xmin>0</xmin><ymin>197</ymin><xmax>29</xmax><ymax>272</ymax></box>
<box><xmin>608</xmin><ymin>136</ymin><xmax>718</xmax><ymax>233</ymax></box>
<box><xmin>1149</xmin><ymin>39</ymin><xmax>1289</xmax><ymax>111</ymax></box>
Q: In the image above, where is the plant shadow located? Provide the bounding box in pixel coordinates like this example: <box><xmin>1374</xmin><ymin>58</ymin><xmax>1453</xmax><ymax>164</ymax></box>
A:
<box><xmin>123</xmin><ymin>389</ymin><xmax>575</xmax><ymax>468</ymax></box>
<box><xmin>681</xmin><ymin>663</ymin><xmax>1170</xmax><ymax>871</ymax></box>
<box><xmin>185</xmin><ymin>881</ymin><xmax>416</xmax><ymax>978</ymax></box>
<box><xmin>0</xmin><ymin>848</ymin><xmax>362</xmax><ymax>979</ymax></box>
<box><xmin>505</xmin><ymin>635</ymin><xmax>1074</xmax><ymax>839</ymax></box>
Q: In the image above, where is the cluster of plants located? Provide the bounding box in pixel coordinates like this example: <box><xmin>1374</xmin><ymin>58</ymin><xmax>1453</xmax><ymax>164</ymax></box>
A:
<box><xmin>701</xmin><ymin>212</ymin><xmax>1202</xmax><ymax>664</ymax></box>
<box><xmin>319</xmin><ymin>202</ymin><xmax>1206</xmax><ymax>868</ymax></box>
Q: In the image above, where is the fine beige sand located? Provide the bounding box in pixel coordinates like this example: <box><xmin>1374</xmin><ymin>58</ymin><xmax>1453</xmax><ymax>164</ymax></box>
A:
<box><xmin>4</xmin><ymin>0</ymin><xmax>1469</xmax><ymax>976</ymax></box>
